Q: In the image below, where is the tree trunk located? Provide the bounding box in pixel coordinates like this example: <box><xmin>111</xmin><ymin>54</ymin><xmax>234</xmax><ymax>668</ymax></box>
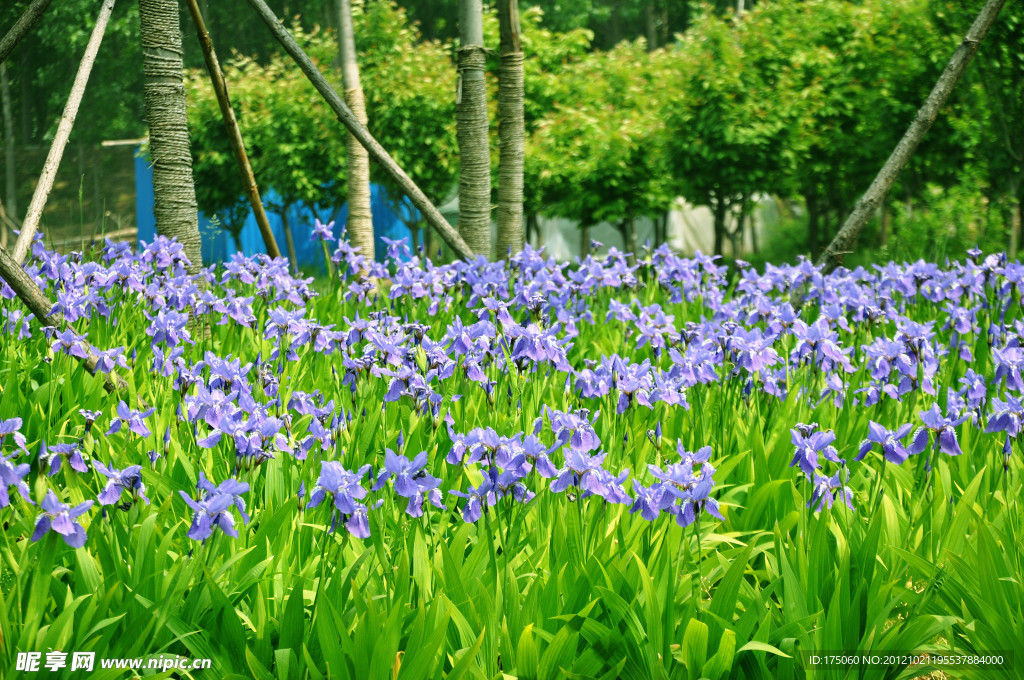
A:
<box><xmin>817</xmin><ymin>0</ymin><xmax>1007</xmax><ymax>274</ymax></box>
<box><xmin>712</xmin><ymin>197</ymin><xmax>727</xmax><ymax>256</ymax></box>
<box><xmin>139</xmin><ymin>0</ymin><xmax>203</xmax><ymax>274</ymax></box>
<box><xmin>280</xmin><ymin>208</ymin><xmax>298</xmax><ymax>274</ymax></box>
<box><xmin>231</xmin><ymin>229</ymin><xmax>243</xmax><ymax>254</ymax></box>
<box><xmin>731</xmin><ymin>201</ymin><xmax>746</xmax><ymax>258</ymax></box>
<box><xmin>0</xmin><ymin>0</ymin><xmax>55</xmax><ymax>67</ymax></box>
<box><xmin>880</xmin><ymin>192</ymin><xmax>889</xmax><ymax>247</ymax></box>
<box><xmin>620</xmin><ymin>216</ymin><xmax>637</xmax><ymax>266</ymax></box>
<box><xmin>457</xmin><ymin>0</ymin><xmax>492</xmax><ymax>259</ymax></box>
<box><xmin>749</xmin><ymin>204</ymin><xmax>759</xmax><ymax>255</ymax></box>
<box><xmin>496</xmin><ymin>0</ymin><xmax>524</xmax><ymax>260</ymax></box>
<box><xmin>806</xmin><ymin>194</ymin><xmax>819</xmax><ymax>257</ymax></box>
<box><xmin>1010</xmin><ymin>188</ymin><xmax>1021</xmax><ymax>261</ymax></box>
<box><xmin>337</xmin><ymin>0</ymin><xmax>374</xmax><ymax>265</ymax></box>
<box><xmin>1</xmin><ymin>63</ymin><xmax>15</xmax><ymax>249</ymax></box>
<box><xmin>581</xmin><ymin>226</ymin><xmax>590</xmax><ymax>258</ymax></box>
<box><xmin>645</xmin><ymin>4</ymin><xmax>657</xmax><ymax>50</ymax></box>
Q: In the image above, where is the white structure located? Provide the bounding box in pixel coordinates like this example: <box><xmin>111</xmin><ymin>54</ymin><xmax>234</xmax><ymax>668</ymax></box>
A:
<box><xmin>532</xmin><ymin>195</ymin><xmax>781</xmax><ymax>260</ymax></box>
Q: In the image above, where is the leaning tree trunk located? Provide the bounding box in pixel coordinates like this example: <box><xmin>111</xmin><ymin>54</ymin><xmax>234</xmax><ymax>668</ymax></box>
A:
<box><xmin>138</xmin><ymin>0</ymin><xmax>202</xmax><ymax>274</ymax></box>
<box><xmin>816</xmin><ymin>0</ymin><xmax>1007</xmax><ymax>275</ymax></box>
<box><xmin>0</xmin><ymin>0</ymin><xmax>55</xmax><ymax>67</ymax></box>
<box><xmin>457</xmin><ymin>0</ymin><xmax>491</xmax><ymax>259</ymax></box>
<box><xmin>495</xmin><ymin>0</ymin><xmax>524</xmax><ymax>260</ymax></box>
<box><xmin>337</xmin><ymin>0</ymin><xmax>374</xmax><ymax>265</ymax></box>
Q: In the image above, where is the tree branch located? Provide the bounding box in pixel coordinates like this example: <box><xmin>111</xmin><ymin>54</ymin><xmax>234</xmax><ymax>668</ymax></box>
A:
<box><xmin>0</xmin><ymin>0</ymin><xmax>54</xmax><ymax>66</ymax></box>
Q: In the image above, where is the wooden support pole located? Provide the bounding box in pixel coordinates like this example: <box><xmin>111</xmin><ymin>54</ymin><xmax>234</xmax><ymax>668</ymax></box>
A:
<box><xmin>0</xmin><ymin>245</ymin><xmax>130</xmax><ymax>396</ymax></box>
<box><xmin>184</xmin><ymin>0</ymin><xmax>282</xmax><ymax>260</ymax></box>
<box><xmin>242</xmin><ymin>0</ymin><xmax>476</xmax><ymax>262</ymax></box>
<box><xmin>11</xmin><ymin>0</ymin><xmax>116</xmax><ymax>265</ymax></box>
<box><xmin>816</xmin><ymin>0</ymin><xmax>1007</xmax><ymax>275</ymax></box>
<box><xmin>0</xmin><ymin>0</ymin><xmax>55</xmax><ymax>66</ymax></box>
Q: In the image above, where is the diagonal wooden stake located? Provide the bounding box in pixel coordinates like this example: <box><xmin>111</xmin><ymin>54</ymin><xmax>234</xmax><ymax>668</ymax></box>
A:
<box><xmin>816</xmin><ymin>0</ymin><xmax>1007</xmax><ymax>275</ymax></box>
<box><xmin>0</xmin><ymin>0</ymin><xmax>55</xmax><ymax>66</ymax></box>
<box><xmin>11</xmin><ymin>0</ymin><xmax>116</xmax><ymax>265</ymax></box>
<box><xmin>0</xmin><ymin>245</ymin><xmax>130</xmax><ymax>396</ymax></box>
<box><xmin>243</xmin><ymin>0</ymin><xmax>476</xmax><ymax>262</ymax></box>
<box><xmin>185</xmin><ymin>0</ymin><xmax>282</xmax><ymax>260</ymax></box>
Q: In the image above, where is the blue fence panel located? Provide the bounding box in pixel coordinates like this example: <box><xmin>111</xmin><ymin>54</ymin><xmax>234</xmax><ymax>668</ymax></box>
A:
<box><xmin>134</xmin><ymin>145</ymin><xmax>415</xmax><ymax>268</ymax></box>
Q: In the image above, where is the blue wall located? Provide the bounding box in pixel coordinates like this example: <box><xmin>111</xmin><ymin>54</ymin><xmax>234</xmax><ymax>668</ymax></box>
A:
<box><xmin>134</xmin><ymin>147</ymin><xmax>415</xmax><ymax>268</ymax></box>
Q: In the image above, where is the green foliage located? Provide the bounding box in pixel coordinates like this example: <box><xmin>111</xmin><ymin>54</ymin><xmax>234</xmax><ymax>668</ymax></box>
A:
<box><xmin>526</xmin><ymin>41</ymin><xmax>671</xmax><ymax>227</ymax></box>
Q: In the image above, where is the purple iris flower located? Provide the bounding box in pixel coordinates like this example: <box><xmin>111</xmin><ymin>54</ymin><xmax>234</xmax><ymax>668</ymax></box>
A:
<box><xmin>179</xmin><ymin>473</ymin><xmax>250</xmax><ymax>541</ymax></box>
<box><xmin>0</xmin><ymin>452</ymin><xmax>32</xmax><ymax>508</ymax></box>
<box><xmin>312</xmin><ymin>219</ymin><xmax>336</xmax><ymax>243</ymax></box>
<box><xmin>856</xmin><ymin>422</ymin><xmax>915</xmax><ymax>465</ymax></box>
<box><xmin>789</xmin><ymin>428</ymin><xmax>844</xmax><ymax>477</ymax></box>
<box><xmin>41</xmin><ymin>441</ymin><xmax>89</xmax><ymax>476</ymax></box>
<box><xmin>79</xmin><ymin>409</ymin><xmax>101</xmax><ymax>433</ymax></box>
<box><xmin>31</xmin><ymin>491</ymin><xmax>93</xmax><ymax>548</ymax></box>
<box><xmin>550</xmin><ymin>449</ymin><xmax>608</xmax><ymax>495</ymax></box>
<box><xmin>914</xmin><ymin>403</ymin><xmax>969</xmax><ymax>457</ymax></box>
<box><xmin>450</xmin><ymin>479</ymin><xmax>497</xmax><ymax>523</ymax></box>
<box><xmin>93</xmin><ymin>461</ymin><xmax>149</xmax><ymax>506</ymax></box>
<box><xmin>546</xmin><ymin>407</ymin><xmax>601</xmax><ymax>453</ymax></box>
<box><xmin>0</xmin><ymin>418</ymin><xmax>27</xmax><ymax>454</ymax></box>
<box><xmin>629</xmin><ymin>482</ymin><xmax>666</xmax><ymax>520</ymax></box>
<box><xmin>372</xmin><ymin>450</ymin><xmax>439</xmax><ymax>498</ymax></box>
<box><xmin>50</xmin><ymin>328</ymin><xmax>89</xmax><ymax>359</ymax></box>
<box><xmin>106</xmin><ymin>401</ymin><xmax>157</xmax><ymax>438</ymax></box>
<box><xmin>808</xmin><ymin>470</ymin><xmax>855</xmax><ymax>512</ymax></box>
<box><xmin>305</xmin><ymin>460</ymin><xmax>376</xmax><ymax>535</ymax></box>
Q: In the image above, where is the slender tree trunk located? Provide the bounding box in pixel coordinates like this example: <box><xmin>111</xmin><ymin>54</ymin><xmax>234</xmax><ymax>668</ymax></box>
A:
<box><xmin>11</xmin><ymin>0</ymin><xmax>115</xmax><ymax>264</ymax></box>
<box><xmin>712</xmin><ymin>197</ymin><xmax>727</xmax><ymax>256</ymax></box>
<box><xmin>1</xmin><ymin>63</ymin><xmax>15</xmax><ymax>249</ymax></box>
<box><xmin>817</xmin><ymin>0</ymin><xmax>1007</xmax><ymax>274</ymax></box>
<box><xmin>661</xmin><ymin>2</ymin><xmax>670</xmax><ymax>46</ymax></box>
<box><xmin>732</xmin><ymin>200</ymin><xmax>747</xmax><ymax>257</ymax></box>
<box><xmin>620</xmin><ymin>216</ymin><xmax>637</xmax><ymax>265</ymax></box>
<box><xmin>0</xmin><ymin>0</ymin><xmax>55</xmax><ymax>67</ymax></box>
<box><xmin>1010</xmin><ymin>181</ymin><xmax>1021</xmax><ymax>261</ymax></box>
<box><xmin>231</xmin><ymin>229</ymin><xmax>243</xmax><ymax>254</ymax></box>
<box><xmin>880</xmin><ymin>192</ymin><xmax>890</xmax><ymax>247</ymax></box>
<box><xmin>185</xmin><ymin>0</ymin><xmax>281</xmax><ymax>259</ymax></box>
<box><xmin>280</xmin><ymin>208</ymin><xmax>298</xmax><ymax>273</ymax></box>
<box><xmin>581</xmin><ymin>226</ymin><xmax>590</xmax><ymax>258</ymax></box>
<box><xmin>496</xmin><ymin>0</ymin><xmax>524</xmax><ymax>260</ymax></box>
<box><xmin>526</xmin><ymin>211</ymin><xmax>540</xmax><ymax>248</ymax></box>
<box><xmin>457</xmin><ymin>0</ymin><xmax>491</xmax><ymax>259</ymax></box>
<box><xmin>645</xmin><ymin>4</ymin><xmax>657</xmax><ymax>49</ymax></box>
<box><xmin>806</xmin><ymin>194</ymin><xmax>819</xmax><ymax>257</ymax></box>
<box><xmin>139</xmin><ymin>0</ymin><xmax>203</xmax><ymax>274</ymax></box>
<box><xmin>337</xmin><ymin>0</ymin><xmax>374</xmax><ymax>264</ymax></box>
